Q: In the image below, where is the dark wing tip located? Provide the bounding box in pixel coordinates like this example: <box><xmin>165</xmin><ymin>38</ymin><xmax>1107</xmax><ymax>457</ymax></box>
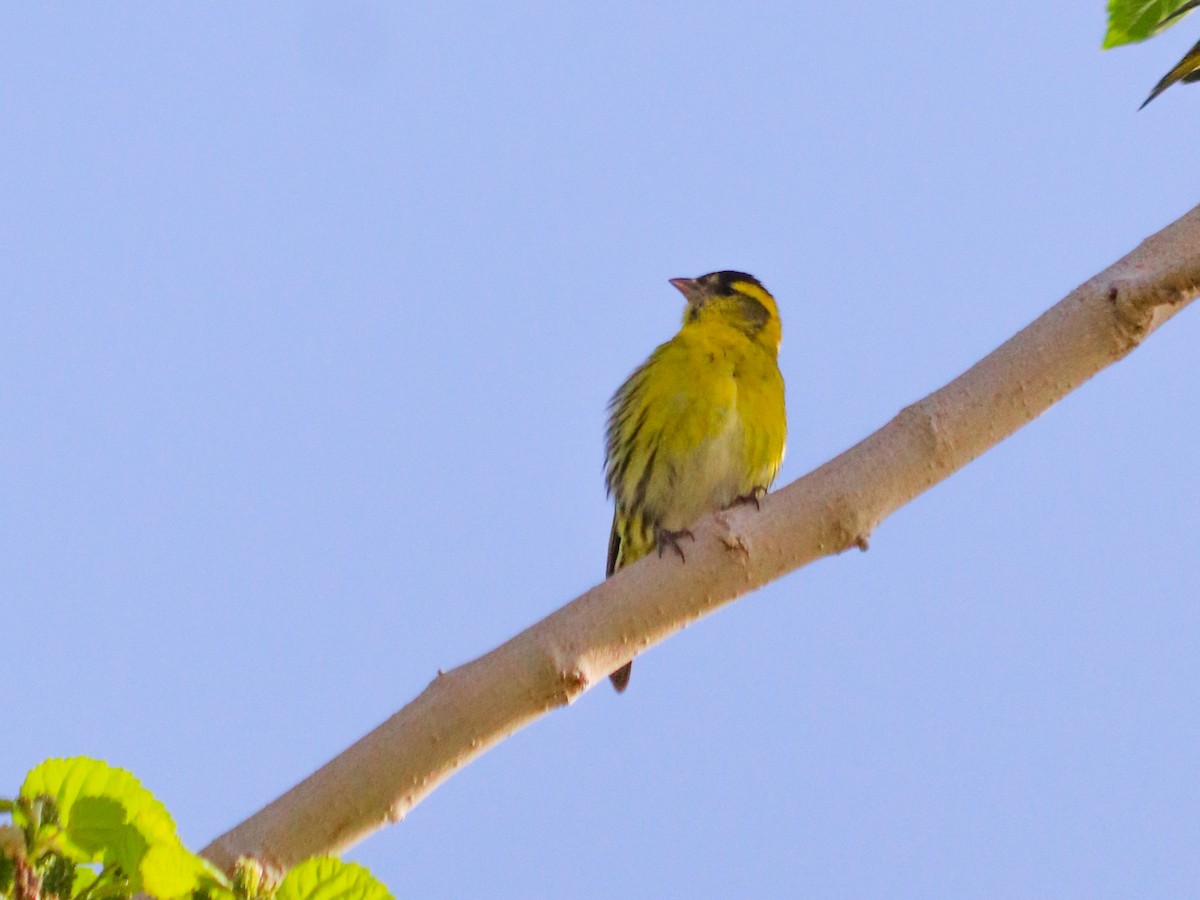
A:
<box><xmin>1140</xmin><ymin>81</ymin><xmax>1168</xmax><ymax>108</ymax></box>
<box><xmin>1140</xmin><ymin>38</ymin><xmax>1200</xmax><ymax>109</ymax></box>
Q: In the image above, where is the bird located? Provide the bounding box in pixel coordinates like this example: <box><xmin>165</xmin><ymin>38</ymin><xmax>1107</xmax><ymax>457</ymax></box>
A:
<box><xmin>1141</xmin><ymin>36</ymin><xmax>1200</xmax><ymax>108</ymax></box>
<box><xmin>603</xmin><ymin>271</ymin><xmax>787</xmax><ymax>691</ymax></box>
<box><xmin>1139</xmin><ymin>1</ymin><xmax>1200</xmax><ymax>108</ymax></box>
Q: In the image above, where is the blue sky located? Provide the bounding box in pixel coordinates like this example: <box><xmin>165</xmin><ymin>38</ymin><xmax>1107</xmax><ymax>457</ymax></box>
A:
<box><xmin>3</xmin><ymin>3</ymin><xmax>1198</xmax><ymax>897</ymax></box>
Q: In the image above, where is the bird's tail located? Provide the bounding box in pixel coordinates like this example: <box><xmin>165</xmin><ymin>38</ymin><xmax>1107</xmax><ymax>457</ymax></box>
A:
<box><xmin>607</xmin><ymin>512</ymin><xmax>634</xmax><ymax>692</ymax></box>
<box><xmin>609</xmin><ymin>661</ymin><xmax>632</xmax><ymax>692</ymax></box>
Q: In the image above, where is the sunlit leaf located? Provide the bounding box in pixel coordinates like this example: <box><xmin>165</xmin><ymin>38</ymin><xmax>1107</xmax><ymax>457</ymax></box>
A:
<box><xmin>1105</xmin><ymin>0</ymin><xmax>1192</xmax><ymax>47</ymax></box>
<box><xmin>20</xmin><ymin>758</ymin><xmax>172</xmax><ymax>866</ymax></box>
<box><xmin>18</xmin><ymin>757</ymin><xmax>231</xmax><ymax>898</ymax></box>
<box><xmin>275</xmin><ymin>858</ymin><xmax>393</xmax><ymax>900</ymax></box>
<box><xmin>73</xmin><ymin>865</ymin><xmax>100</xmax><ymax>895</ymax></box>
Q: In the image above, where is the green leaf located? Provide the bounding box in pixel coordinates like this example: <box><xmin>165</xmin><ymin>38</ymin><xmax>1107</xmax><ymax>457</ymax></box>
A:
<box><xmin>1104</xmin><ymin>0</ymin><xmax>1192</xmax><ymax>47</ymax></box>
<box><xmin>20</xmin><ymin>758</ymin><xmax>173</xmax><ymax>867</ymax></box>
<box><xmin>18</xmin><ymin>757</ymin><xmax>230</xmax><ymax>899</ymax></box>
<box><xmin>274</xmin><ymin>858</ymin><xmax>393</xmax><ymax>900</ymax></box>
<box><xmin>141</xmin><ymin>841</ymin><xmax>232</xmax><ymax>900</ymax></box>
<box><xmin>71</xmin><ymin>795</ymin><xmax>147</xmax><ymax>866</ymax></box>
<box><xmin>72</xmin><ymin>865</ymin><xmax>100</xmax><ymax>896</ymax></box>
<box><xmin>141</xmin><ymin>842</ymin><xmax>201</xmax><ymax>898</ymax></box>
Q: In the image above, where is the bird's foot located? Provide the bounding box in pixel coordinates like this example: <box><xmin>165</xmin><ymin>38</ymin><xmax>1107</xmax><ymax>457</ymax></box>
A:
<box><xmin>655</xmin><ymin>527</ymin><xmax>695</xmax><ymax>562</ymax></box>
<box><xmin>727</xmin><ymin>485</ymin><xmax>767</xmax><ymax>510</ymax></box>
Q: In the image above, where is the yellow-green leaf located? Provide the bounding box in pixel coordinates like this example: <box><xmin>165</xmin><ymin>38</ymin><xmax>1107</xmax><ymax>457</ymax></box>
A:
<box><xmin>141</xmin><ymin>841</ymin><xmax>207</xmax><ymax>899</ymax></box>
<box><xmin>72</xmin><ymin>866</ymin><xmax>99</xmax><ymax>894</ymax></box>
<box><xmin>20</xmin><ymin>757</ymin><xmax>175</xmax><ymax>869</ymax></box>
<box><xmin>1105</xmin><ymin>0</ymin><xmax>1191</xmax><ymax>47</ymax></box>
<box><xmin>275</xmin><ymin>858</ymin><xmax>393</xmax><ymax>900</ymax></box>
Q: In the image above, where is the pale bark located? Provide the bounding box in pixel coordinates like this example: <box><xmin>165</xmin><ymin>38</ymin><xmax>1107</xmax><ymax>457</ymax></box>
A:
<box><xmin>203</xmin><ymin>203</ymin><xmax>1200</xmax><ymax>873</ymax></box>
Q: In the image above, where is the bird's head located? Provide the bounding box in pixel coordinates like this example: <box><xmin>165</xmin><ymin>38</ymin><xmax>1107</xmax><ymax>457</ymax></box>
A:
<box><xmin>671</xmin><ymin>270</ymin><xmax>781</xmax><ymax>352</ymax></box>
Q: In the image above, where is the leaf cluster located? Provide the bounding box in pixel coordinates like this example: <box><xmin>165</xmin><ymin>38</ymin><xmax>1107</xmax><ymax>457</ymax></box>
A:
<box><xmin>0</xmin><ymin>759</ymin><xmax>390</xmax><ymax>900</ymax></box>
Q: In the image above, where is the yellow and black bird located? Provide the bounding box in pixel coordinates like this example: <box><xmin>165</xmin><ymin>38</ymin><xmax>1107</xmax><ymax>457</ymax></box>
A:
<box><xmin>603</xmin><ymin>271</ymin><xmax>787</xmax><ymax>691</ymax></box>
<box><xmin>1141</xmin><ymin>37</ymin><xmax>1200</xmax><ymax>107</ymax></box>
<box><xmin>1140</xmin><ymin>1</ymin><xmax>1200</xmax><ymax>107</ymax></box>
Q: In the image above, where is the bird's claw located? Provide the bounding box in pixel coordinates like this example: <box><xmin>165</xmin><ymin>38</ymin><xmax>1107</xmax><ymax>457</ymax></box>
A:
<box><xmin>656</xmin><ymin>528</ymin><xmax>695</xmax><ymax>562</ymax></box>
<box><xmin>728</xmin><ymin>485</ymin><xmax>767</xmax><ymax>510</ymax></box>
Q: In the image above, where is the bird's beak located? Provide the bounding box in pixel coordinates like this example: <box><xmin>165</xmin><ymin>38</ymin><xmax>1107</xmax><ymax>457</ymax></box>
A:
<box><xmin>669</xmin><ymin>277</ymin><xmax>702</xmax><ymax>304</ymax></box>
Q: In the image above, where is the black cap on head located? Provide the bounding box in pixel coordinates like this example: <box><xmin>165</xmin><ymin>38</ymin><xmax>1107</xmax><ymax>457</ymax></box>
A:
<box><xmin>705</xmin><ymin>271</ymin><xmax>762</xmax><ymax>294</ymax></box>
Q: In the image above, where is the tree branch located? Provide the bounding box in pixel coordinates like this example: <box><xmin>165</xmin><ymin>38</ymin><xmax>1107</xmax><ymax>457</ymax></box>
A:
<box><xmin>203</xmin><ymin>203</ymin><xmax>1200</xmax><ymax>873</ymax></box>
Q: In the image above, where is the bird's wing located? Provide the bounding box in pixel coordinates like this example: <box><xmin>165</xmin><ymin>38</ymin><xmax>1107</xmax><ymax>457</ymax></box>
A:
<box><xmin>606</xmin><ymin>509</ymin><xmax>621</xmax><ymax>577</ymax></box>
<box><xmin>1142</xmin><ymin>37</ymin><xmax>1200</xmax><ymax>107</ymax></box>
